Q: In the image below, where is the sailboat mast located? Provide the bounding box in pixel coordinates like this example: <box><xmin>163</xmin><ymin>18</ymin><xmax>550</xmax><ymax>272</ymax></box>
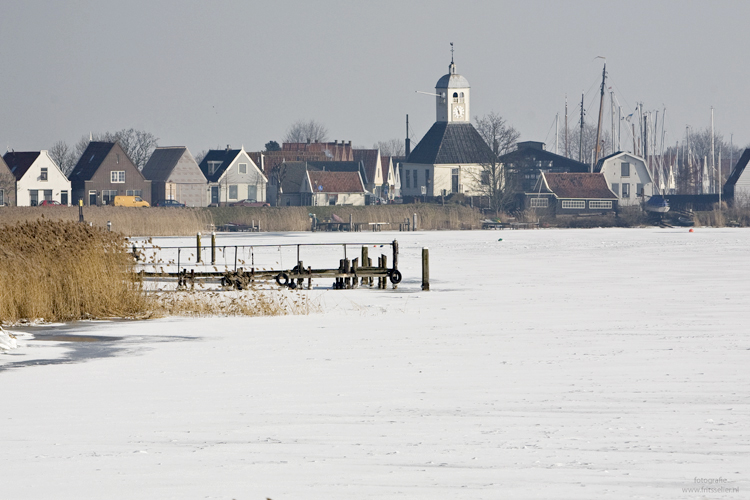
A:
<box><xmin>579</xmin><ymin>93</ymin><xmax>585</xmax><ymax>164</ymax></box>
<box><xmin>565</xmin><ymin>95</ymin><xmax>569</xmax><ymax>158</ymax></box>
<box><xmin>555</xmin><ymin>113</ymin><xmax>559</xmax><ymax>155</ymax></box>
<box><xmin>711</xmin><ymin>107</ymin><xmax>715</xmax><ymax>194</ymax></box>
<box><xmin>594</xmin><ymin>62</ymin><xmax>606</xmax><ymax>165</ymax></box>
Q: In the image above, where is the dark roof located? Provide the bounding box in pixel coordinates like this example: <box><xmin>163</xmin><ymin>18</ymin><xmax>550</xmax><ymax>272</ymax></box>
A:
<box><xmin>69</xmin><ymin>142</ymin><xmax>116</xmax><ymax>182</ymax></box>
<box><xmin>406</xmin><ymin>122</ymin><xmax>493</xmax><ymax>165</ymax></box>
<box><xmin>499</xmin><ymin>142</ymin><xmax>590</xmax><ymax>173</ymax></box>
<box><xmin>308</xmin><ymin>171</ymin><xmax>364</xmax><ymax>193</ymax></box>
<box><xmin>198</xmin><ymin>149</ymin><xmax>241</xmax><ymax>182</ymax></box>
<box><xmin>725</xmin><ymin>148</ymin><xmax>750</xmax><ymax>187</ymax></box>
<box><xmin>541</xmin><ymin>173</ymin><xmax>616</xmax><ymax>199</ymax></box>
<box><xmin>593</xmin><ymin>151</ymin><xmax>634</xmax><ymax>173</ymax></box>
<box><xmin>142</xmin><ymin>147</ymin><xmax>187</xmax><ymax>181</ymax></box>
<box><xmin>275</xmin><ymin>162</ymin><xmax>311</xmax><ymax>194</ymax></box>
<box><xmin>353</xmin><ymin>149</ymin><xmax>380</xmax><ymax>183</ymax></box>
<box><xmin>3</xmin><ymin>151</ymin><xmax>41</xmax><ymax>180</ymax></box>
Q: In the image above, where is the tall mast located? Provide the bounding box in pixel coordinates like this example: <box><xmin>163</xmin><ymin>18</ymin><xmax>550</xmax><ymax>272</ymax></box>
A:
<box><xmin>594</xmin><ymin>61</ymin><xmax>606</xmax><ymax>165</ymax></box>
<box><xmin>610</xmin><ymin>90</ymin><xmax>615</xmax><ymax>154</ymax></box>
<box><xmin>579</xmin><ymin>93</ymin><xmax>585</xmax><ymax>164</ymax></box>
<box><xmin>555</xmin><ymin>113</ymin><xmax>559</xmax><ymax>155</ymax></box>
<box><xmin>564</xmin><ymin>95</ymin><xmax>569</xmax><ymax>158</ymax></box>
<box><xmin>710</xmin><ymin>107</ymin><xmax>715</xmax><ymax>194</ymax></box>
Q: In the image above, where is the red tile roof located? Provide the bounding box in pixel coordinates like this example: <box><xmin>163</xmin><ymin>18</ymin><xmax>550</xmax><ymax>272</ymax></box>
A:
<box><xmin>308</xmin><ymin>171</ymin><xmax>364</xmax><ymax>193</ymax></box>
<box><xmin>543</xmin><ymin>173</ymin><xmax>616</xmax><ymax>199</ymax></box>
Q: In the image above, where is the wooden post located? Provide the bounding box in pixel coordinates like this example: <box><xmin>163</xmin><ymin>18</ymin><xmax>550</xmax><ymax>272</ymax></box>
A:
<box><xmin>211</xmin><ymin>232</ymin><xmax>216</xmax><ymax>265</ymax></box>
<box><xmin>368</xmin><ymin>256</ymin><xmax>373</xmax><ymax>286</ymax></box>
<box><xmin>421</xmin><ymin>247</ymin><xmax>430</xmax><ymax>291</ymax></box>
<box><xmin>361</xmin><ymin>246</ymin><xmax>369</xmax><ymax>286</ymax></box>
<box><xmin>307</xmin><ymin>266</ymin><xmax>312</xmax><ymax>289</ymax></box>
<box><xmin>351</xmin><ymin>257</ymin><xmax>358</xmax><ymax>288</ymax></box>
<box><xmin>349</xmin><ymin>213</ymin><xmax>353</xmax><ymax>232</ymax></box>
<box><xmin>78</xmin><ymin>199</ymin><xmax>84</xmax><ymax>223</ymax></box>
<box><xmin>380</xmin><ymin>255</ymin><xmax>388</xmax><ymax>289</ymax></box>
<box><xmin>297</xmin><ymin>260</ymin><xmax>304</xmax><ymax>288</ymax></box>
<box><xmin>190</xmin><ymin>269</ymin><xmax>195</xmax><ymax>290</ymax></box>
<box><xmin>377</xmin><ymin>256</ymin><xmax>383</xmax><ymax>288</ymax></box>
<box><xmin>392</xmin><ymin>240</ymin><xmax>399</xmax><ymax>271</ymax></box>
<box><xmin>196</xmin><ymin>232</ymin><xmax>202</xmax><ymax>263</ymax></box>
<box><xmin>413</xmin><ymin>212</ymin><xmax>418</xmax><ymax>231</ymax></box>
<box><xmin>343</xmin><ymin>258</ymin><xmax>351</xmax><ymax>289</ymax></box>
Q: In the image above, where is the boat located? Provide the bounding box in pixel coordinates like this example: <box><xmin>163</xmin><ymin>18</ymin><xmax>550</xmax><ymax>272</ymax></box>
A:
<box><xmin>645</xmin><ymin>195</ymin><xmax>670</xmax><ymax>213</ymax></box>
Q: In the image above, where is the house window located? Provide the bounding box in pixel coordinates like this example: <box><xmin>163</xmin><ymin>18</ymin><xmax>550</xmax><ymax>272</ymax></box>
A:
<box><xmin>40</xmin><ymin>167</ymin><xmax>48</xmax><ymax>181</ymax></box>
<box><xmin>208</xmin><ymin>161</ymin><xmax>222</xmax><ymax>175</ymax></box>
<box><xmin>126</xmin><ymin>190</ymin><xmax>142</xmax><ymax>197</ymax></box>
<box><xmin>621</xmin><ymin>162</ymin><xmax>630</xmax><ymax>177</ymax></box>
<box><xmin>530</xmin><ymin>197</ymin><xmax>548</xmax><ymax>208</ymax></box>
<box><xmin>637</xmin><ymin>183</ymin><xmax>644</xmax><ymax>196</ymax></box>
<box><xmin>102</xmin><ymin>190</ymin><xmax>117</xmax><ymax>205</ymax></box>
<box><xmin>405</xmin><ymin>170</ymin><xmax>410</xmax><ymax>188</ymax></box>
<box><xmin>481</xmin><ymin>170</ymin><xmax>490</xmax><ymax>185</ymax></box>
<box><xmin>30</xmin><ymin>190</ymin><xmax>38</xmax><ymax>206</ymax></box>
<box><xmin>612</xmin><ymin>183</ymin><xmax>619</xmax><ymax>196</ymax></box>
<box><xmin>0</xmin><ymin>189</ymin><xmax>4</xmax><ymax>206</ymax></box>
<box><xmin>247</xmin><ymin>185</ymin><xmax>257</xmax><ymax>201</ymax></box>
<box><xmin>622</xmin><ymin>183</ymin><xmax>630</xmax><ymax>198</ymax></box>
<box><xmin>413</xmin><ymin>170</ymin><xmax>418</xmax><ymax>187</ymax></box>
<box><xmin>60</xmin><ymin>191</ymin><xmax>68</xmax><ymax>205</ymax></box>
<box><xmin>239</xmin><ymin>163</ymin><xmax>247</xmax><ymax>174</ymax></box>
<box><xmin>589</xmin><ymin>200</ymin><xmax>613</xmax><ymax>209</ymax></box>
<box><xmin>43</xmin><ymin>190</ymin><xmax>52</xmax><ymax>201</ymax></box>
<box><xmin>111</xmin><ymin>171</ymin><xmax>125</xmax><ymax>183</ymax></box>
<box><xmin>561</xmin><ymin>200</ymin><xmax>585</xmax><ymax>209</ymax></box>
<box><xmin>229</xmin><ymin>185</ymin><xmax>238</xmax><ymax>200</ymax></box>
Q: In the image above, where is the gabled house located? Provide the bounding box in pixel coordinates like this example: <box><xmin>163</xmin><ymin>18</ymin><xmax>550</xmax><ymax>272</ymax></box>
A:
<box><xmin>724</xmin><ymin>148</ymin><xmax>750</xmax><ymax>204</ymax></box>
<box><xmin>142</xmin><ymin>147</ymin><xmax>207</xmax><ymax>207</ymax></box>
<box><xmin>381</xmin><ymin>155</ymin><xmax>398</xmax><ymax>200</ymax></box>
<box><xmin>267</xmin><ymin>160</ymin><xmax>368</xmax><ymax>206</ymax></box>
<box><xmin>0</xmin><ymin>155</ymin><xmax>16</xmax><ymax>206</ymax></box>
<box><xmin>353</xmin><ymin>149</ymin><xmax>384</xmax><ymax>200</ymax></box>
<box><xmin>525</xmin><ymin>172</ymin><xmax>618</xmax><ymax>215</ymax></box>
<box><xmin>301</xmin><ymin>170</ymin><xmax>366</xmax><ymax>206</ymax></box>
<box><xmin>594</xmin><ymin>152</ymin><xmax>653</xmax><ymax>207</ymax></box>
<box><xmin>3</xmin><ymin>150</ymin><xmax>71</xmax><ymax>206</ymax></box>
<box><xmin>69</xmin><ymin>142</ymin><xmax>150</xmax><ymax>206</ymax></box>
<box><xmin>199</xmin><ymin>147</ymin><xmax>267</xmax><ymax>206</ymax></box>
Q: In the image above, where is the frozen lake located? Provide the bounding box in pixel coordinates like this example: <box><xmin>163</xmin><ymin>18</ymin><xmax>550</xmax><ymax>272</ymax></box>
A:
<box><xmin>1</xmin><ymin>228</ymin><xmax>748</xmax><ymax>499</ymax></box>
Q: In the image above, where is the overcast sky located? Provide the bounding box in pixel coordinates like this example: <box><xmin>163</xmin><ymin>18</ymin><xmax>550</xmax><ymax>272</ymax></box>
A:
<box><xmin>2</xmin><ymin>0</ymin><xmax>748</xmax><ymax>156</ymax></box>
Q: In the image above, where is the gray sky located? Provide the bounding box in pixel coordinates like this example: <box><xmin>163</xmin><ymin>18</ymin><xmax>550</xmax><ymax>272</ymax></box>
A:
<box><xmin>2</xmin><ymin>0</ymin><xmax>748</xmax><ymax>156</ymax></box>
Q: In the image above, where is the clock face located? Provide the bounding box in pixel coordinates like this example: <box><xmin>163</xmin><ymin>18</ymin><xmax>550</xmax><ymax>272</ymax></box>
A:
<box><xmin>453</xmin><ymin>104</ymin><xmax>465</xmax><ymax>119</ymax></box>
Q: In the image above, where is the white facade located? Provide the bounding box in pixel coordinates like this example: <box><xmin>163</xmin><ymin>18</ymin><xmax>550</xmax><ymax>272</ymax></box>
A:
<box><xmin>734</xmin><ymin>163</ymin><xmax>750</xmax><ymax>205</ymax></box>
<box><xmin>209</xmin><ymin>149</ymin><xmax>267</xmax><ymax>205</ymax></box>
<box><xmin>15</xmin><ymin>151</ymin><xmax>71</xmax><ymax>206</ymax></box>
<box><xmin>597</xmin><ymin>153</ymin><xmax>653</xmax><ymax>207</ymax></box>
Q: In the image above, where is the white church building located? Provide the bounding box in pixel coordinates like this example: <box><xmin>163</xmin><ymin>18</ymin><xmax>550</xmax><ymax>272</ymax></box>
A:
<box><xmin>400</xmin><ymin>57</ymin><xmax>493</xmax><ymax>198</ymax></box>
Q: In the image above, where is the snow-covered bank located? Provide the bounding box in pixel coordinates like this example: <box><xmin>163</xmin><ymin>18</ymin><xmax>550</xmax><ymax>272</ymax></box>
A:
<box><xmin>0</xmin><ymin>326</ymin><xmax>18</xmax><ymax>351</ymax></box>
<box><xmin>1</xmin><ymin>228</ymin><xmax>748</xmax><ymax>499</ymax></box>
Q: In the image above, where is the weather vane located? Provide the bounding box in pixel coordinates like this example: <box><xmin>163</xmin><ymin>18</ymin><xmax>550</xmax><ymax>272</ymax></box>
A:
<box><xmin>450</xmin><ymin>42</ymin><xmax>454</xmax><ymax>63</ymax></box>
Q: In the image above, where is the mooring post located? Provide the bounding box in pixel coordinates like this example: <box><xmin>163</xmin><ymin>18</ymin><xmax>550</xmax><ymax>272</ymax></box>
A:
<box><xmin>413</xmin><ymin>213</ymin><xmax>418</xmax><ymax>231</ymax></box>
<box><xmin>343</xmin><ymin>258</ymin><xmax>351</xmax><ymax>289</ymax></box>
<box><xmin>349</xmin><ymin>213</ymin><xmax>353</xmax><ymax>232</ymax></box>
<box><xmin>211</xmin><ymin>232</ymin><xmax>216</xmax><ymax>264</ymax></box>
<box><xmin>361</xmin><ymin>246</ymin><xmax>369</xmax><ymax>286</ymax></box>
<box><xmin>234</xmin><ymin>246</ymin><xmax>238</xmax><ymax>272</ymax></box>
<box><xmin>297</xmin><ymin>260</ymin><xmax>304</xmax><ymax>288</ymax></box>
<box><xmin>392</xmin><ymin>240</ymin><xmax>399</xmax><ymax>271</ymax></box>
<box><xmin>132</xmin><ymin>244</ymin><xmax>138</xmax><ymax>261</ymax></box>
<box><xmin>307</xmin><ymin>266</ymin><xmax>312</xmax><ymax>289</ymax></box>
<box><xmin>107</xmin><ymin>220</ymin><xmax>111</xmax><ymax>232</ymax></box>
<box><xmin>78</xmin><ymin>199</ymin><xmax>84</xmax><ymax>223</ymax></box>
<box><xmin>351</xmin><ymin>257</ymin><xmax>358</xmax><ymax>288</ymax></box>
<box><xmin>196</xmin><ymin>232</ymin><xmax>202</xmax><ymax>263</ymax></box>
<box><xmin>381</xmin><ymin>255</ymin><xmax>388</xmax><ymax>289</ymax></box>
<box><xmin>190</xmin><ymin>269</ymin><xmax>195</xmax><ymax>290</ymax></box>
<box><xmin>421</xmin><ymin>247</ymin><xmax>430</xmax><ymax>291</ymax></box>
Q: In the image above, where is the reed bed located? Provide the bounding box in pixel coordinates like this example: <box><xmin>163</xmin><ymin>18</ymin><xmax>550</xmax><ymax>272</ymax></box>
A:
<box><xmin>149</xmin><ymin>288</ymin><xmax>316</xmax><ymax>317</ymax></box>
<box><xmin>0</xmin><ymin>219</ymin><xmax>147</xmax><ymax>324</ymax></box>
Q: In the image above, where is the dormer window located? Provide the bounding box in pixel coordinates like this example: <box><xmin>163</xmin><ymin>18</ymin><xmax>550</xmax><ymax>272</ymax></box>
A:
<box><xmin>40</xmin><ymin>167</ymin><xmax>48</xmax><ymax>181</ymax></box>
<box><xmin>208</xmin><ymin>161</ymin><xmax>222</xmax><ymax>175</ymax></box>
<box><xmin>239</xmin><ymin>163</ymin><xmax>247</xmax><ymax>174</ymax></box>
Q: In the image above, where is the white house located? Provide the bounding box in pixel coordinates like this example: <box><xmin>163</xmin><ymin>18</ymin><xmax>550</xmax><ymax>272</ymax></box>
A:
<box><xmin>2</xmin><ymin>150</ymin><xmax>71</xmax><ymax>206</ymax></box>
<box><xmin>400</xmin><ymin>57</ymin><xmax>493</xmax><ymax>198</ymax></box>
<box><xmin>198</xmin><ymin>147</ymin><xmax>267</xmax><ymax>205</ymax></box>
<box><xmin>594</xmin><ymin>152</ymin><xmax>654</xmax><ymax>207</ymax></box>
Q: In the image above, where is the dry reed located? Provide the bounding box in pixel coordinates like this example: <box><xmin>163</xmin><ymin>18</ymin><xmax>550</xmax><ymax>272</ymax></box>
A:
<box><xmin>0</xmin><ymin>219</ymin><xmax>147</xmax><ymax>324</ymax></box>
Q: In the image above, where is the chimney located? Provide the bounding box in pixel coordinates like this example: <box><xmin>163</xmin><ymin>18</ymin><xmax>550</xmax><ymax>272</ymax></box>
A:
<box><xmin>307</xmin><ymin>138</ymin><xmax>311</xmax><ymax>144</ymax></box>
<box><xmin>226</xmin><ymin>144</ymin><xmax>231</xmax><ymax>150</ymax></box>
<box><xmin>334</xmin><ymin>140</ymin><xmax>338</xmax><ymax>145</ymax></box>
<box><xmin>348</xmin><ymin>140</ymin><xmax>352</xmax><ymax>146</ymax></box>
<box><xmin>405</xmin><ymin>114</ymin><xmax>411</xmax><ymax>157</ymax></box>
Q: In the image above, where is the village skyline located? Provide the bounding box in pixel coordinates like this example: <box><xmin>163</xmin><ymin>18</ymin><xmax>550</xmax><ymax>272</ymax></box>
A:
<box><xmin>2</xmin><ymin>1</ymin><xmax>749</xmax><ymax>155</ymax></box>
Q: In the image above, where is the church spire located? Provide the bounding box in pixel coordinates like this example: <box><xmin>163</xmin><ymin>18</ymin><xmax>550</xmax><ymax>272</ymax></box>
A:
<box><xmin>449</xmin><ymin>42</ymin><xmax>455</xmax><ymax>74</ymax></box>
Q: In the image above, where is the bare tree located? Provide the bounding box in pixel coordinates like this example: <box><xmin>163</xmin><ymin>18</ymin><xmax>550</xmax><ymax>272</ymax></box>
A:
<box><xmin>566</xmin><ymin>121</ymin><xmax>612</xmax><ymax>165</ymax></box>
<box><xmin>193</xmin><ymin>149</ymin><xmax>208</xmax><ymax>165</ymax></box>
<box><xmin>283</xmin><ymin>120</ymin><xmax>328</xmax><ymax>144</ymax></box>
<box><xmin>49</xmin><ymin>140</ymin><xmax>77</xmax><ymax>175</ymax></box>
<box><xmin>471</xmin><ymin>112</ymin><xmax>520</xmax><ymax>212</ymax></box>
<box><xmin>72</xmin><ymin>128</ymin><xmax>159</xmax><ymax>170</ymax></box>
<box><xmin>373</xmin><ymin>139</ymin><xmax>405</xmax><ymax>157</ymax></box>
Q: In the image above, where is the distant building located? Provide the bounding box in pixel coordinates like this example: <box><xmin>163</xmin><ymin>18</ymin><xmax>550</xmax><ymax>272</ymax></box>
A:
<box><xmin>301</xmin><ymin>170</ymin><xmax>366</xmax><ymax>206</ymax></box>
<box><xmin>401</xmin><ymin>58</ymin><xmax>494</xmax><ymax>198</ymax></box>
<box><xmin>353</xmin><ymin>149</ymin><xmax>384</xmax><ymax>199</ymax></box>
<box><xmin>69</xmin><ymin>142</ymin><xmax>150</xmax><ymax>206</ymax></box>
<box><xmin>142</xmin><ymin>147</ymin><xmax>207</xmax><ymax>207</ymax></box>
<box><xmin>282</xmin><ymin>140</ymin><xmax>354</xmax><ymax>161</ymax></box>
<box><xmin>198</xmin><ymin>147</ymin><xmax>267</xmax><ymax>205</ymax></box>
<box><xmin>0</xmin><ymin>154</ymin><xmax>17</xmax><ymax>206</ymax></box>
<box><xmin>594</xmin><ymin>152</ymin><xmax>653</xmax><ymax>207</ymax></box>
<box><xmin>498</xmin><ymin>141</ymin><xmax>590</xmax><ymax>195</ymax></box>
<box><xmin>525</xmin><ymin>172</ymin><xmax>617</xmax><ymax>215</ymax></box>
<box><xmin>268</xmin><ymin>160</ymin><xmax>367</xmax><ymax>206</ymax></box>
<box><xmin>4</xmin><ymin>150</ymin><xmax>71</xmax><ymax>206</ymax></box>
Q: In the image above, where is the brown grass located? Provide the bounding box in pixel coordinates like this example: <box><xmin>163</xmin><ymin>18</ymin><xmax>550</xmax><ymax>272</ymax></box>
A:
<box><xmin>0</xmin><ymin>219</ymin><xmax>147</xmax><ymax>324</ymax></box>
<box><xmin>148</xmin><ymin>288</ymin><xmax>316</xmax><ymax>317</ymax></box>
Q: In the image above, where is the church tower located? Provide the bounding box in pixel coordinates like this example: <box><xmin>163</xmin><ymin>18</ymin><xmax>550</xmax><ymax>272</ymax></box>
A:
<box><xmin>435</xmin><ymin>58</ymin><xmax>470</xmax><ymax>123</ymax></box>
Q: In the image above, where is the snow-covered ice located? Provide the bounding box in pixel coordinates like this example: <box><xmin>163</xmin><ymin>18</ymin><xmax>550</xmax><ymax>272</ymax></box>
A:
<box><xmin>1</xmin><ymin>228</ymin><xmax>748</xmax><ymax>499</ymax></box>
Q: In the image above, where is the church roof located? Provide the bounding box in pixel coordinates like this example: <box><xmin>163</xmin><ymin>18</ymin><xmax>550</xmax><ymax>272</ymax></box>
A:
<box><xmin>406</xmin><ymin>122</ymin><xmax>493</xmax><ymax>165</ymax></box>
